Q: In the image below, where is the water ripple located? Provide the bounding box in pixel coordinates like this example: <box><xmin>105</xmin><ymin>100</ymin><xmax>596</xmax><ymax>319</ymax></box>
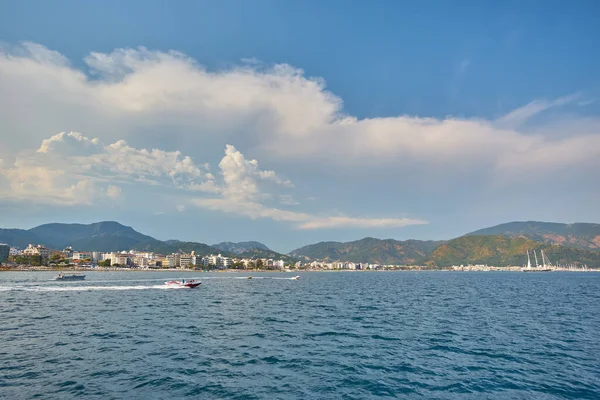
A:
<box><xmin>1</xmin><ymin>271</ymin><xmax>600</xmax><ymax>399</ymax></box>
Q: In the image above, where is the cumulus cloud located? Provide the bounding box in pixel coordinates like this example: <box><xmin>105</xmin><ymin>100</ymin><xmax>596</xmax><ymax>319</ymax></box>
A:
<box><xmin>190</xmin><ymin>146</ymin><xmax>426</xmax><ymax>229</ymax></box>
<box><xmin>1</xmin><ymin>42</ymin><xmax>598</xmax><ymax>181</ymax></box>
<box><xmin>218</xmin><ymin>144</ymin><xmax>291</xmax><ymax>201</ymax></box>
<box><xmin>0</xmin><ymin>42</ymin><xmax>598</xmax><ymax>229</ymax></box>
<box><xmin>0</xmin><ymin>131</ymin><xmax>216</xmax><ymax>205</ymax></box>
<box><xmin>1</xmin><ymin>160</ymin><xmax>99</xmax><ymax>205</ymax></box>
<box><xmin>38</xmin><ymin>131</ymin><xmax>102</xmax><ymax>155</ymax></box>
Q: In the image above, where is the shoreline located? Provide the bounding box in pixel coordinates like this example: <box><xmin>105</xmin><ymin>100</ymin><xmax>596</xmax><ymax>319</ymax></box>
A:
<box><xmin>1</xmin><ymin>266</ymin><xmax>597</xmax><ymax>273</ymax></box>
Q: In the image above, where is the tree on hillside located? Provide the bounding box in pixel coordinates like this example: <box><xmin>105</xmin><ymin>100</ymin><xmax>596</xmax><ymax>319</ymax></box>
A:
<box><xmin>99</xmin><ymin>259</ymin><xmax>112</xmax><ymax>267</ymax></box>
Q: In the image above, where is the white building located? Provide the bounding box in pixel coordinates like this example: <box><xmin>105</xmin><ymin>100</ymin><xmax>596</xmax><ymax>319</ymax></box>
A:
<box><xmin>133</xmin><ymin>256</ymin><xmax>149</xmax><ymax>267</ymax></box>
<box><xmin>111</xmin><ymin>254</ymin><xmax>130</xmax><ymax>266</ymax></box>
<box><xmin>179</xmin><ymin>254</ymin><xmax>193</xmax><ymax>268</ymax></box>
<box><xmin>23</xmin><ymin>244</ymin><xmax>51</xmax><ymax>259</ymax></box>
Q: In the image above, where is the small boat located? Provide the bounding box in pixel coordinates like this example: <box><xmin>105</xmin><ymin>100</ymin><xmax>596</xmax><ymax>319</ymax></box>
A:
<box><xmin>54</xmin><ymin>272</ymin><xmax>85</xmax><ymax>281</ymax></box>
<box><xmin>292</xmin><ymin>275</ymin><xmax>300</xmax><ymax>280</ymax></box>
<box><xmin>247</xmin><ymin>276</ymin><xmax>253</xmax><ymax>279</ymax></box>
<box><xmin>165</xmin><ymin>279</ymin><xmax>201</xmax><ymax>288</ymax></box>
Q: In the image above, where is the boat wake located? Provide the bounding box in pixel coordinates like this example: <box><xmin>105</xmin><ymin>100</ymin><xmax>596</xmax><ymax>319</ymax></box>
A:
<box><xmin>0</xmin><ymin>285</ymin><xmax>186</xmax><ymax>292</ymax></box>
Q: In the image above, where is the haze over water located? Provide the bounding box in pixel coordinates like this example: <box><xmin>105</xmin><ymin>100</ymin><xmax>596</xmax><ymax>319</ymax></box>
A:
<box><xmin>1</xmin><ymin>271</ymin><xmax>600</xmax><ymax>399</ymax></box>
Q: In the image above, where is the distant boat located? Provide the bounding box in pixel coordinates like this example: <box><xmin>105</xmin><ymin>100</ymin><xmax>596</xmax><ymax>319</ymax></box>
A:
<box><xmin>292</xmin><ymin>275</ymin><xmax>300</xmax><ymax>280</ymax></box>
<box><xmin>165</xmin><ymin>279</ymin><xmax>201</xmax><ymax>288</ymax></box>
<box><xmin>54</xmin><ymin>272</ymin><xmax>85</xmax><ymax>281</ymax></box>
<box><xmin>522</xmin><ymin>250</ymin><xmax>552</xmax><ymax>272</ymax></box>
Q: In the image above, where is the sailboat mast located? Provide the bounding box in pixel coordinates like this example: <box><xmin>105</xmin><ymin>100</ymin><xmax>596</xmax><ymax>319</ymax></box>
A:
<box><xmin>527</xmin><ymin>250</ymin><xmax>531</xmax><ymax>269</ymax></box>
<box><xmin>534</xmin><ymin>250</ymin><xmax>539</xmax><ymax>268</ymax></box>
<box><xmin>541</xmin><ymin>250</ymin><xmax>546</xmax><ymax>268</ymax></box>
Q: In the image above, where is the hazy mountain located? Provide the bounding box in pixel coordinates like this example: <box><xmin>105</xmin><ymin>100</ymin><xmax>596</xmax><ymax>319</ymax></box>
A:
<box><xmin>289</xmin><ymin>237</ymin><xmax>443</xmax><ymax>265</ymax></box>
<box><xmin>467</xmin><ymin>221</ymin><xmax>600</xmax><ymax>249</ymax></box>
<box><xmin>0</xmin><ymin>229</ymin><xmax>42</xmax><ymax>249</ymax></box>
<box><xmin>27</xmin><ymin>221</ymin><xmax>158</xmax><ymax>251</ymax></box>
<box><xmin>212</xmin><ymin>241</ymin><xmax>270</xmax><ymax>254</ymax></box>
<box><xmin>0</xmin><ymin>221</ymin><xmax>290</xmax><ymax>259</ymax></box>
<box><xmin>139</xmin><ymin>240</ymin><xmax>226</xmax><ymax>257</ymax></box>
<box><xmin>2</xmin><ymin>220</ymin><xmax>599</xmax><ymax>266</ymax></box>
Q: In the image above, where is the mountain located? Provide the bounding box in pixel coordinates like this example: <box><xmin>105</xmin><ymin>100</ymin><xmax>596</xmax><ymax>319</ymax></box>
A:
<box><xmin>0</xmin><ymin>221</ymin><xmax>291</xmax><ymax>259</ymax></box>
<box><xmin>237</xmin><ymin>248</ymin><xmax>296</xmax><ymax>262</ymax></box>
<box><xmin>2</xmin><ymin>220</ymin><xmax>599</xmax><ymax>266</ymax></box>
<box><xmin>212</xmin><ymin>241</ymin><xmax>270</xmax><ymax>255</ymax></box>
<box><xmin>136</xmin><ymin>240</ymin><xmax>228</xmax><ymax>257</ymax></box>
<box><xmin>0</xmin><ymin>229</ymin><xmax>42</xmax><ymax>249</ymax></box>
<box><xmin>467</xmin><ymin>221</ymin><xmax>600</xmax><ymax>249</ymax></box>
<box><xmin>289</xmin><ymin>237</ymin><xmax>443</xmax><ymax>265</ymax></box>
<box><xmin>27</xmin><ymin>221</ymin><xmax>156</xmax><ymax>251</ymax></box>
<box><xmin>427</xmin><ymin>235</ymin><xmax>600</xmax><ymax>267</ymax></box>
<box><xmin>427</xmin><ymin>235</ymin><xmax>538</xmax><ymax>267</ymax></box>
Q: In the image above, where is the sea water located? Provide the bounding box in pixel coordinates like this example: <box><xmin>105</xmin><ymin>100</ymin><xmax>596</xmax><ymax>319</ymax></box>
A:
<box><xmin>1</xmin><ymin>271</ymin><xmax>599</xmax><ymax>399</ymax></box>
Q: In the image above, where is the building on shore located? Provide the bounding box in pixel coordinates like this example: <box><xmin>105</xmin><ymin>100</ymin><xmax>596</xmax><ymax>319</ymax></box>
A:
<box><xmin>23</xmin><ymin>244</ymin><xmax>51</xmax><ymax>259</ymax></box>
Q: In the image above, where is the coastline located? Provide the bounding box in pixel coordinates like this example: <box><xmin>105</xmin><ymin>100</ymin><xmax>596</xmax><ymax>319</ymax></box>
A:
<box><xmin>1</xmin><ymin>266</ymin><xmax>597</xmax><ymax>273</ymax></box>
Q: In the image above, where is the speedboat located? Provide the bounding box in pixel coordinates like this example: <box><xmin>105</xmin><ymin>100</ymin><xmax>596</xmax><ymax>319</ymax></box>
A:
<box><xmin>165</xmin><ymin>279</ymin><xmax>201</xmax><ymax>288</ymax></box>
<box><xmin>54</xmin><ymin>272</ymin><xmax>85</xmax><ymax>281</ymax></box>
<box><xmin>292</xmin><ymin>275</ymin><xmax>300</xmax><ymax>280</ymax></box>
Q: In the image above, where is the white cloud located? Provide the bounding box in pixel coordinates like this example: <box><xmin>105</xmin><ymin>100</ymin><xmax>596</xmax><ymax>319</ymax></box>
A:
<box><xmin>1</xmin><ymin>132</ymin><xmax>421</xmax><ymax>230</ymax></box>
<box><xmin>218</xmin><ymin>144</ymin><xmax>291</xmax><ymax>201</ymax></box>
<box><xmin>0</xmin><ymin>42</ymin><xmax>598</xmax><ymax>229</ymax></box>
<box><xmin>0</xmin><ymin>131</ymin><xmax>216</xmax><ymax>205</ymax></box>
<box><xmin>297</xmin><ymin>217</ymin><xmax>428</xmax><ymax>230</ymax></box>
<box><xmin>1</xmin><ymin>161</ymin><xmax>98</xmax><ymax>205</ymax></box>
<box><xmin>192</xmin><ymin>197</ymin><xmax>426</xmax><ymax>230</ymax></box>
<box><xmin>38</xmin><ymin>131</ymin><xmax>102</xmax><ymax>155</ymax></box>
<box><xmin>1</xmin><ymin>42</ymin><xmax>597</xmax><ymax>181</ymax></box>
<box><xmin>495</xmin><ymin>93</ymin><xmax>581</xmax><ymax>128</ymax></box>
<box><xmin>38</xmin><ymin>132</ymin><xmax>215</xmax><ymax>190</ymax></box>
<box><xmin>190</xmin><ymin>146</ymin><xmax>427</xmax><ymax>229</ymax></box>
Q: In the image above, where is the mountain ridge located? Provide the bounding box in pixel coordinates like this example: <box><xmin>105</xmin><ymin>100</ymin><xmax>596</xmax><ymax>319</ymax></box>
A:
<box><xmin>0</xmin><ymin>222</ymin><xmax>287</xmax><ymax>259</ymax></box>
<box><xmin>1</xmin><ymin>220</ymin><xmax>599</xmax><ymax>266</ymax></box>
<box><xmin>466</xmin><ymin>221</ymin><xmax>600</xmax><ymax>249</ymax></box>
<box><xmin>289</xmin><ymin>237</ymin><xmax>443</xmax><ymax>265</ymax></box>
<box><xmin>212</xmin><ymin>241</ymin><xmax>270</xmax><ymax>254</ymax></box>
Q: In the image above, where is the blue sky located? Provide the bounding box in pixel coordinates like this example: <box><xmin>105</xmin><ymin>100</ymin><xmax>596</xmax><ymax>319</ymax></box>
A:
<box><xmin>0</xmin><ymin>1</ymin><xmax>599</xmax><ymax>252</ymax></box>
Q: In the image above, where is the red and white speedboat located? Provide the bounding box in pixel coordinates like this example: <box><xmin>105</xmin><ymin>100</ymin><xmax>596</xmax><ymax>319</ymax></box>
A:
<box><xmin>165</xmin><ymin>279</ymin><xmax>202</xmax><ymax>288</ymax></box>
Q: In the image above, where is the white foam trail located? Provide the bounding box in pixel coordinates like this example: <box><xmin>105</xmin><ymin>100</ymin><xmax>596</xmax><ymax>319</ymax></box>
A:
<box><xmin>0</xmin><ymin>285</ymin><xmax>186</xmax><ymax>292</ymax></box>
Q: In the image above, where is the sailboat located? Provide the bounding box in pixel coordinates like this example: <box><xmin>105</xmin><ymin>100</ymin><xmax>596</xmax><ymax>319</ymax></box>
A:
<box><xmin>522</xmin><ymin>249</ymin><xmax>552</xmax><ymax>272</ymax></box>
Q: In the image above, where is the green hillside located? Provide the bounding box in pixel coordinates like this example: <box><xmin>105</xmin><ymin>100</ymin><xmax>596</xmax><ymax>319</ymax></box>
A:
<box><xmin>427</xmin><ymin>235</ymin><xmax>600</xmax><ymax>267</ymax></box>
<box><xmin>289</xmin><ymin>237</ymin><xmax>443</xmax><ymax>265</ymax></box>
<box><xmin>467</xmin><ymin>221</ymin><xmax>600</xmax><ymax>249</ymax></box>
<box><xmin>212</xmin><ymin>241</ymin><xmax>270</xmax><ymax>254</ymax></box>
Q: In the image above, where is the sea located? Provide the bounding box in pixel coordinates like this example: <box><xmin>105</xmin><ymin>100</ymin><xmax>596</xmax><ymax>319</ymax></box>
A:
<box><xmin>1</xmin><ymin>271</ymin><xmax>599</xmax><ymax>399</ymax></box>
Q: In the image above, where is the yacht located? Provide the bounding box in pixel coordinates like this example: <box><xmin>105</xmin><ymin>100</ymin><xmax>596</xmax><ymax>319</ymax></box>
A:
<box><xmin>54</xmin><ymin>272</ymin><xmax>86</xmax><ymax>280</ymax></box>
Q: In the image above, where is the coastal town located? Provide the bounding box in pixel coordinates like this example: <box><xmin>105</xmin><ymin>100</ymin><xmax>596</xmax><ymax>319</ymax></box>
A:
<box><xmin>0</xmin><ymin>243</ymin><xmax>593</xmax><ymax>272</ymax></box>
<box><xmin>0</xmin><ymin>242</ymin><xmax>415</xmax><ymax>271</ymax></box>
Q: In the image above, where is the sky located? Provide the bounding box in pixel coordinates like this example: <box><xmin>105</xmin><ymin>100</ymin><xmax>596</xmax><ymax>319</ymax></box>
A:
<box><xmin>0</xmin><ymin>0</ymin><xmax>599</xmax><ymax>252</ymax></box>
